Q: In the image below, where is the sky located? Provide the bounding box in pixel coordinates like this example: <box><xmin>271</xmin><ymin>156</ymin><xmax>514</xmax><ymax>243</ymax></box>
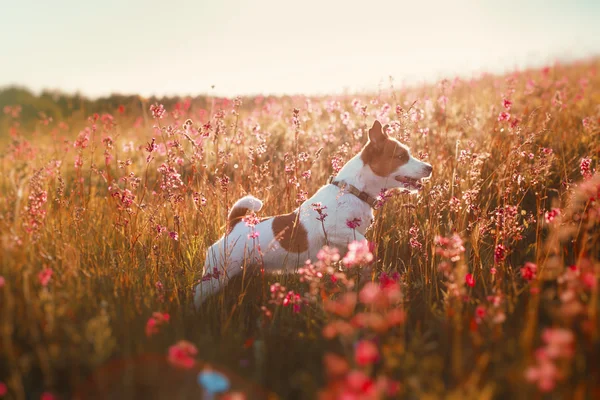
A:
<box><xmin>1</xmin><ymin>0</ymin><xmax>599</xmax><ymax>98</ymax></box>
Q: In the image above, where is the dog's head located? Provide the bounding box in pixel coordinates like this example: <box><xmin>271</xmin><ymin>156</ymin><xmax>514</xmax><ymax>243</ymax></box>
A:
<box><xmin>360</xmin><ymin>120</ymin><xmax>432</xmax><ymax>192</ymax></box>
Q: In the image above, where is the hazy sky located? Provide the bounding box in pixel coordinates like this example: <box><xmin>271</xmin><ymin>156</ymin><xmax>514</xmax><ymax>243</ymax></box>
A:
<box><xmin>1</xmin><ymin>0</ymin><xmax>599</xmax><ymax>97</ymax></box>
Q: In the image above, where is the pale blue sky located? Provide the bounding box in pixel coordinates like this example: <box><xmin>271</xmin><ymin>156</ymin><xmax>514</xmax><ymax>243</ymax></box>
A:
<box><xmin>1</xmin><ymin>0</ymin><xmax>599</xmax><ymax>97</ymax></box>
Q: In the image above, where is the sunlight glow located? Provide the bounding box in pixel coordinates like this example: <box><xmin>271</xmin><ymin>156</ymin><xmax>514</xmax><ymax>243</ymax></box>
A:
<box><xmin>1</xmin><ymin>0</ymin><xmax>599</xmax><ymax>97</ymax></box>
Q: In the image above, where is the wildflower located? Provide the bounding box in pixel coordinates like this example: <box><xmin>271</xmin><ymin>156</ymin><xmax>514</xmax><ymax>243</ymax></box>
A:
<box><xmin>311</xmin><ymin>202</ymin><xmax>328</xmax><ymax>222</ymax></box>
<box><xmin>379</xmin><ymin>271</ymin><xmax>400</xmax><ymax>289</ymax></box>
<box><xmin>582</xmin><ymin>272</ymin><xmax>597</xmax><ymax>291</ymax></box>
<box><xmin>329</xmin><ymin>155</ymin><xmax>344</xmax><ymax>174</ymax></box>
<box><xmin>0</xmin><ymin>276</ymin><xmax>4</xmax><ymax>288</ymax></box>
<box><xmin>242</xmin><ymin>213</ymin><xmax>260</xmax><ymax>227</ymax></box>
<box><xmin>346</xmin><ymin>370</ymin><xmax>376</xmax><ymax>396</ymax></box>
<box><xmin>526</xmin><ymin>328</ymin><xmax>574</xmax><ymax>392</ymax></box>
<box><xmin>150</xmin><ymin>103</ymin><xmax>166</xmax><ymax>119</ymax></box>
<box><xmin>316</xmin><ymin>246</ymin><xmax>340</xmax><ymax>265</ymax></box>
<box><xmin>145</xmin><ymin>312</ymin><xmax>170</xmax><ymax>337</ymax></box>
<box><xmin>323</xmin><ymin>353</ymin><xmax>349</xmax><ymax>377</ymax></box>
<box><xmin>322</xmin><ymin>320</ymin><xmax>355</xmax><ymax>339</ymax></box>
<box><xmin>168</xmin><ymin>340</ymin><xmax>198</xmax><ymax>369</ymax></box>
<box><xmin>544</xmin><ymin>208</ymin><xmax>560</xmax><ymax>224</ymax></box>
<box><xmin>494</xmin><ymin>244</ymin><xmax>506</xmax><ymax>264</ymax></box>
<box><xmin>325</xmin><ymin>293</ymin><xmax>357</xmax><ymax>318</ymax></box>
<box><xmin>342</xmin><ymin>240</ymin><xmax>374</xmax><ymax>267</ymax></box>
<box><xmin>498</xmin><ymin>111</ymin><xmax>511</xmax><ymax>122</ymax></box>
<box><xmin>359</xmin><ymin>282</ymin><xmax>381</xmax><ymax>305</ymax></box>
<box><xmin>503</xmin><ymin>99</ymin><xmax>512</xmax><ymax>110</ymax></box>
<box><xmin>465</xmin><ymin>273</ymin><xmax>475</xmax><ymax>288</ymax></box>
<box><xmin>145</xmin><ymin>138</ymin><xmax>158</xmax><ymax>153</ymax></box>
<box><xmin>375</xmin><ymin>188</ymin><xmax>393</xmax><ymax>208</ymax></box>
<box><xmin>409</xmin><ymin>224</ymin><xmax>422</xmax><ymax>249</ymax></box>
<box><xmin>520</xmin><ymin>262</ymin><xmax>537</xmax><ymax>281</ymax></box>
<box><xmin>354</xmin><ymin>340</ymin><xmax>379</xmax><ymax>366</ymax></box>
<box><xmin>346</xmin><ymin>217</ymin><xmax>361</xmax><ymax>229</ymax></box>
<box><xmin>38</xmin><ymin>268</ymin><xmax>52</xmax><ymax>287</ymax></box>
<box><xmin>580</xmin><ymin>157</ymin><xmax>593</xmax><ymax>179</ymax></box>
<box><xmin>475</xmin><ymin>305</ymin><xmax>486</xmax><ymax>322</ymax></box>
<box><xmin>169</xmin><ymin>231</ymin><xmax>179</xmax><ymax>241</ymax></box>
<box><xmin>435</xmin><ymin>233</ymin><xmax>465</xmax><ymax>262</ymax></box>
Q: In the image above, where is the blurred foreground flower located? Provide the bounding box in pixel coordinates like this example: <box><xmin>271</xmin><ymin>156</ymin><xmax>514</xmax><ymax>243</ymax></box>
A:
<box><xmin>167</xmin><ymin>340</ymin><xmax>197</xmax><ymax>369</ymax></box>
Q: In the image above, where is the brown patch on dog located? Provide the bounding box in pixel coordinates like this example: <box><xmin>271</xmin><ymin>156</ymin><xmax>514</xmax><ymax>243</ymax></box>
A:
<box><xmin>227</xmin><ymin>207</ymin><xmax>249</xmax><ymax>234</ymax></box>
<box><xmin>272</xmin><ymin>212</ymin><xmax>309</xmax><ymax>253</ymax></box>
<box><xmin>360</xmin><ymin>120</ymin><xmax>409</xmax><ymax>177</ymax></box>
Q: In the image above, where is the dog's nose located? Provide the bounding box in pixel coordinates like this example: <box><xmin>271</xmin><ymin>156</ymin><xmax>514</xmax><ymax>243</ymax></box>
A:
<box><xmin>423</xmin><ymin>164</ymin><xmax>433</xmax><ymax>175</ymax></box>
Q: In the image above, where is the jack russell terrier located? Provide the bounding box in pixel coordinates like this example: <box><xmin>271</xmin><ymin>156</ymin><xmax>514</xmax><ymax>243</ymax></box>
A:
<box><xmin>194</xmin><ymin>120</ymin><xmax>432</xmax><ymax>310</ymax></box>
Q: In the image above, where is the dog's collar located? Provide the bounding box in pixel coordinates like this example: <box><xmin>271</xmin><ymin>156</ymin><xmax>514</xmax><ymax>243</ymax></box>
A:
<box><xmin>328</xmin><ymin>175</ymin><xmax>378</xmax><ymax>208</ymax></box>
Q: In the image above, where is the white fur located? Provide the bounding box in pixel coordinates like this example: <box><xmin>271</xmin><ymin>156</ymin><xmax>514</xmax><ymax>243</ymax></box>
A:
<box><xmin>194</xmin><ymin>141</ymin><xmax>432</xmax><ymax>310</ymax></box>
<box><xmin>231</xmin><ymin>195</ymin><xmax>263</xmax><ymax>213</ymax></box>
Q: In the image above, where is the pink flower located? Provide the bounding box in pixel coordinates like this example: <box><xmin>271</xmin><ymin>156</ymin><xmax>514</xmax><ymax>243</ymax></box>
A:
<box><xmin>168</xmin><ymin>340</ymin><xmax>197</xmax><ymax>369</ymax></box>
<box><xmin>359</xmin><ymin>282</ymin><xmax>380</xmax><ymax>305</ymax></box>
<box><xmin>323</xmin><ymin>353</ymin><xmax>349</xmax><ymax>377</ymax></box>
<box><xmin>312</xmin><ymin>202</ymin><xmax>328</xmax><ymax>222</ymax></box>
<box><xmin>580</xmin><ymin>157</ymin><xmax>593</xmax><ymax>179</ymax></box>
<box><xmin>346</xmin><ymin>370</ymin><xmax>375</xmax><ymax>395</ymax></box>
<box><xmin>582</xmin><ymin>272</ymin><xmax>597</xmax><ymax>291</ymax></box>
<box><xmin>502</xmin><ymin>99</ymin><xmax>512</xmax><ymax>110</ymax></box>
<box><xmin>150</xmin><ymin>103</ymin><xmax>166</xmax><ymax>119</ymax></box>
<box><xmin>317</xmin><ymin>246</ymin><xmax>340</xmax><ymax>265</ymax></box>
<box><xmin>346</xmin><ymin>218</ymin><xmax>362</xmax><ymax>229</ymax></box>
<box><xmin>435</xmin><ymin>234</ymin><xmax>465</xmax><ymax>262</ymax></box>
<box><xmin>342</xmin><ymin>240</ymin><xmax>374</xmax><ymax>267</ymax></box>
<box><xmin>475</xmin><ymin>305</ymin><xmax>486</xmax><ymax>322</ymax></box>
<box><xmin>325</xmin><ymin>293</ymin><xmax>357</xmax><ymax>318</ymax></box>
<box><xmin>544</xmin><ymin>208</ymin><xmax>560</xmax><ymax>224</ymax></box>
<box><xmin>38</xmin><ymin>268</ymin><xmax>53</xmax><ymax>287</ymax></box>
<box><xmin>322</xmin><ymin>321</ymin><xmax>355</xmax><ymax>339</ymax></box>
<box><xmin>354</xmin><ymin>340</ymin><xmax>379</xmax><ymax>366</ymax></box>
<box><xmin>498</xmin><ymin>112</ymin><xmax>511</xmax><ymax>122</ymax></box>
<box><xmin>494</xmin><ymin>244</ymin><xmax>506</xmax><ymax>264</ymax></box>
<box><xmin>169</xmin><ymin>231</ymin><xmax>178</xmax><ymax>241</ymax></box>
<box><xmin>465</xmin><ymin>273</ymin><xmax>475</xmax><ymax>288</ymax></box>
<box><xmin>145</xmin><ymin>312</ymin><xmax>170</xmax><ymax>337</ymax></box>
<box><xmin>520</xmin><ymin>262</ymin><xmax>537</xmax><ymax>281</ymax></box>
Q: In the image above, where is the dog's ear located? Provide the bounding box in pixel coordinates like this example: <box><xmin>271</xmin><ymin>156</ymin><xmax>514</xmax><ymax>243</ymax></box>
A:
<box><xmin>368</xmin><ymin>120</ymin><xmax>388</xmax><ymax>148</ymax></box>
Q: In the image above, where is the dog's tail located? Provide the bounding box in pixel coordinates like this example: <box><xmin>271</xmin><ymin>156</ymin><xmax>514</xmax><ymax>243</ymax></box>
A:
<box><xmin>227</xmin><ymin>195</ymin><xmax>263</xmax><ymax>230</ymax></box>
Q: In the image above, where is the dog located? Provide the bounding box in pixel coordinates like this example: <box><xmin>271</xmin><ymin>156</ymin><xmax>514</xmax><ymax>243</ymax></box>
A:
<box><xmin>194</xmin><ymin>120</ymin><xmax>432</xmax><ymax>310</ymax></box>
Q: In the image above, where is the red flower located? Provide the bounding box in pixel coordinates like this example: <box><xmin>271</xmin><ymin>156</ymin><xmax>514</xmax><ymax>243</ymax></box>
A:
<box><xmin>145</xmin><ymin>312</ymin><xmax>170</xmax><ymax>337</ymax></box>
<box><xmin>498</xmin><ymin>112</ymin><xmax>511</xmax><ymax>122</ymax></box>
<box><xmin>520</xmin><ymin>262</ymin><xmax>537</xmax><ymax>281</ymax></box>
<box><xmin>38</xmin><ymin>268</ymin><xmax>53</xmax><ymax>287</ymax></box>
<box><xmin>354</xmin><ymin>340</ymin><xmax>379</xmax><ymax>366</ymax></box>
<box><xmin>465</xmin><ymin>273</ymin><xmax>475</xmax><ymax>288</ymax></box>
<box><xmin>167</xmin><ymin>340</ymin><xmax>197</xmax><ymax>369</ymax></box>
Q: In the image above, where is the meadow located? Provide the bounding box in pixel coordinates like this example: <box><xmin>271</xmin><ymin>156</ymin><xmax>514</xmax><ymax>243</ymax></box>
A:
<box><xmin>0</xmin><ymin>59</ymin><xmax>599</xmax><ymax>399</ymax></box>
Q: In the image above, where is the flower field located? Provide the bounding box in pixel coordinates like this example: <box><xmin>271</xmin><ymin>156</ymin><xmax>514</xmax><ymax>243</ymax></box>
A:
<box><xmin>1</xmin><ymin>59</ymin><xmax>599</xmax><ymax>399</ymax></box>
